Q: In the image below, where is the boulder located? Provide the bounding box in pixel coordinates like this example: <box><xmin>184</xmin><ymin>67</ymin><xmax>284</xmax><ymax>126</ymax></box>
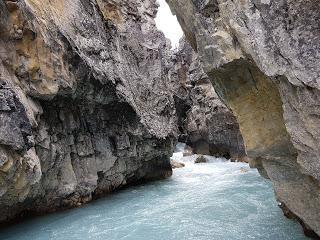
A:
<box><xmin>194</xmin><ymin>155</ymin><xmax>208</xmax><ymax>164</ymax></box>
<box><xmin>170</xmin><ymin>160</ymin><xmax>185</xmax><ymax>169</ymax></box>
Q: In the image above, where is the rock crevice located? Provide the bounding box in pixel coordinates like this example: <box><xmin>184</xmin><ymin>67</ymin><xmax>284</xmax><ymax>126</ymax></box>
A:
<box><xmin>168</xmin><ymin>39</ymin><xmax>246</xmax><ymax>159</ymax></box>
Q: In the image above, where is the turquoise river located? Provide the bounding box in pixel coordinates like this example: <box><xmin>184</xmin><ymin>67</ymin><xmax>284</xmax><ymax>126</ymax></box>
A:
<box><xmin>0</xmin><ymin>144</ymin><xmax>308</xmax><ymax>240</ymax></box>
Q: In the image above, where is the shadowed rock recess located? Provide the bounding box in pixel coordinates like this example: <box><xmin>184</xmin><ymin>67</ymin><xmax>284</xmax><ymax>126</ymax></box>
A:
<box><xmin>0</xmin><ymin>0</ymin><xmax>177</xmax><ymax>222</ymax></box>
<box><xmin>166</xmin><ymin>0</ymin><xmax>320</xmax><ymax>237</ymax></box>
<box><xmin>168</xmin><ymin>38</ymin><xmax>245</xmax><ymax>160</ymax></box>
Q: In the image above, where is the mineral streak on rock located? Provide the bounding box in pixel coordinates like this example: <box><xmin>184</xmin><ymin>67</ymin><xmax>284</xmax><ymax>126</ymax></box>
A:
<box><xmin>166</xmin><ymin>0</ymin><xmax>320</xmax><ymax>235</ymax></box>
<box><xmin>0</xmin><ymin>0</ymin><xmax>177</xmax><ymax>222</ymax></box>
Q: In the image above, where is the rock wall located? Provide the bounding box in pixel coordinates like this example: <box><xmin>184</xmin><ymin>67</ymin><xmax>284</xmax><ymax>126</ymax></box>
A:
<box><xmin>166</xmin><ymin>0</ymin><xmax>320</xmax><ymax>236</ymax></box>
<box><xmin>0</xmin><ymin>0</ymin><xmax>177</xmax><ymax>223</ymax></box>
<box><xmin>168</xmin><ymin>38</ymin><xmax>245</xmax><ymax>159</ymax></box>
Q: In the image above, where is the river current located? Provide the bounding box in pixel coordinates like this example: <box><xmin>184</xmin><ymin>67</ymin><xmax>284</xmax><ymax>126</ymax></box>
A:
<box><xmin>0</xmin><ymin>143</ymin><xmax>307</xmax><ymax>240</ymax></box>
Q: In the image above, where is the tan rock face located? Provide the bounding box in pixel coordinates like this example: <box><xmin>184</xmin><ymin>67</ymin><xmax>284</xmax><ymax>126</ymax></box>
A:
<box><xmin>209</xmin><ymin>60</ymin><xmax>294</xmax><ymax>159</ymax></box>
<box><xmin>96</xmin><ymin>0</ymin><xmax>124</xmax><ymax>24</ymax></box>
<box><xmin>167</xmin><ymin>0</ymin><xmax>320</xmax><ymax>235</ymax></box>
<box><xmin>1</xmin><ymin>0</ymin><xmax>75</xmax><ymax>99</ymax></box>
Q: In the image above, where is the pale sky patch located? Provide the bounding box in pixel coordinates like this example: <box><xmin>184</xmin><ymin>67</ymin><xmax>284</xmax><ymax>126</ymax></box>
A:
<box><xmin>155</xmin><ymin>0</ymin><xmax>183</xmax><ymax>49</ymax></box>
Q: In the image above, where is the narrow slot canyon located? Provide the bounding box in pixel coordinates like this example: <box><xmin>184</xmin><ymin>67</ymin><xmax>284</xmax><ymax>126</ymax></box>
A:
<box><xmin>0</xmin><ymin>0</ymin><xmax>319</xmax><ymax>239</ymax></box>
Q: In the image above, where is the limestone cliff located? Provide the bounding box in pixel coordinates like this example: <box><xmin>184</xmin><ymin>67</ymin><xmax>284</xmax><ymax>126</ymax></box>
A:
<box><xmin>0</xmin><ymin>0</ymin><xmax>177</xmax><ymax>222</ymax></box>
<box><xmin>166</xmin><ymin>0</ymin><xmax>320</xmax><ymax>236</ymax></box>
<box><xmin>169</xmin><ymin>38</ymin><xmax>245</xmax><ymax>159</ymax></box>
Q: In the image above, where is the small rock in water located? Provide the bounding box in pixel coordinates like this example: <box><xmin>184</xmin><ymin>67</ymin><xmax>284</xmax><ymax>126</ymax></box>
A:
<box><xmin>183</xmin><ymin>145</ymin><xmax>193</xmax><ymax>157</ymax></box>
<box><xmin>170</xmin><ymin>160</ymin><xmax>185</xmax><ymax>169</ymax></box>
<box><xmin>194</xmin><ymin>155</ymin><xmax>208</xmax><ymax>163</ymax></box>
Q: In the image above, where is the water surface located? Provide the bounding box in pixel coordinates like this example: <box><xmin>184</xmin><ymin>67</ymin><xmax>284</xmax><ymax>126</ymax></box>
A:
<box><xmin>0</xmin><ymin>144</ymin><xmax>307</xmax><ymax>240</ymax></box>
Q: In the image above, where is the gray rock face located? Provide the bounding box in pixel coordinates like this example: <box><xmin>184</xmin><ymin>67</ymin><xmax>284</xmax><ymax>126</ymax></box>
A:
<box><xmin>0</xmin><ymin>0</ymin><xmax>176</xmax><ymax>222</ymax></box>
<box><xmin>169</xmin><ymin>39</ymin><xmax>245</xmax><ymax>159</ymax></box>
<box><xmin>167</xmin><ymin>0</ymin><xmax>320</xmax><ymax>236</ymax></box>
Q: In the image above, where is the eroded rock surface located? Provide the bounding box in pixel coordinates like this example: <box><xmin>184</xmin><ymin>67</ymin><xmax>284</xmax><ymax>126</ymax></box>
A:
<box><xmin>169</xmin><ymin>39</ymin><xmax>245</xmax><ymax>159</ymax></box>
<box><xmin>167</xmin><ymin>0</ymin><xmax>320</xmax><ymax>235</ymax></box>
<box><xmin>0</xmin><ymin>0</ymin><xmax>177</xmax><ymax>222</ymax></box>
